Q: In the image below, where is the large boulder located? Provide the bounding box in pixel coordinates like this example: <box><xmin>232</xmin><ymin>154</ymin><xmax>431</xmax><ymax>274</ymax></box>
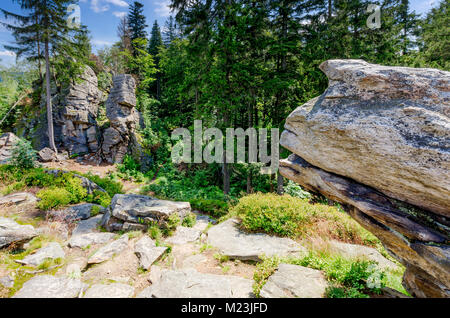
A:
<box><xmin>279</xmin><ymin>59</ymin><xmax>450</xmax><ymax>298</ymax></box>
<box><xmin>0</xmin><ymin>132</ymin><xmax>20</xmax><ymax>164</ymax></box>
<box><xmin>0</xmin><ymin>217</ymin><xmax>37</xmax><ymax>249</ymax></box>
<box><xmin>13</xmin><ymin>275</ymin><xmax>87</xmax><ymax>298</ymax></box>
<box><xmin>16</xmin><ymin>242</ymin><xmax>65</xmax><ymax>267</ymax></box>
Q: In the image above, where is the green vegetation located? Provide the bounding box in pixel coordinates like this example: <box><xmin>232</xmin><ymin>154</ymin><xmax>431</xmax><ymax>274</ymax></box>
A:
<box><xmin>181</xmin><ymin>213</ymin><xmax>197</xmax><ymax>228</ymax></box>
<box><xmin>8</xmin><ymin>138</ymin><xmax>37</xmax><ymax>169</ymax></box>
<box><xmin>231</xmin><ymin>193</ymin><xmax>378</xmax><ymax>246</ymax></box>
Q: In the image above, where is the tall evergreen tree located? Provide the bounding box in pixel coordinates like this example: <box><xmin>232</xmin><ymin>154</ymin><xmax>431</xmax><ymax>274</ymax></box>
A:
<box><xmin>128</xmin><ymin>1</ymin><xmax>148</xmax><ymax>54</ymax></box>
<box><xmin>163</xmin><ymin>16</ymin><xmax>179</xmax><ymax>47</ymax></box>
<box><xmin>148</xmin><ymin>20</ymin><xmax>163</xmax><ymax>100</ymax></box>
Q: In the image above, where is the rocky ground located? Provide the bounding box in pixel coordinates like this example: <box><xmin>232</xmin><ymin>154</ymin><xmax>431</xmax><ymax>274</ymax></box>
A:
<box><xmin>0</xmin><ymin>162</ymin><xmax>404</xmax><ymax>298</ymax></box>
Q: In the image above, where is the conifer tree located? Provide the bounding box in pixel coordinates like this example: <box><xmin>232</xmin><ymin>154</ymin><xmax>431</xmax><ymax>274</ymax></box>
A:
<box><xmin>128</xmin><ymin>1</ymin><xmax>148</xmax><ymax>54</ymax></box>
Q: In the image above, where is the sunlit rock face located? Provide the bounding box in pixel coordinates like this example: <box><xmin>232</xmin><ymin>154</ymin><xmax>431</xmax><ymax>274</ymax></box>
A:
<box><xmin>279</xmin><ymin>59</ymin><xmax>450</xmax><ymax>298</ymax></box>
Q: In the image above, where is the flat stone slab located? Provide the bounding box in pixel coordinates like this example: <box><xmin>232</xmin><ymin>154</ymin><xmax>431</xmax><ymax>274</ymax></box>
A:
<box><xmin>327</xmin><ymin>240</ymin><xmax>398</xmax><ymax>270</ymax></box>
<box><xmin>0</xmin><ymin>192</ymin><xmax>38</xmax><ymax>206</ymax></box>
<box><xmin>165</xmin><ymin>226</ymin><xmax>201</xmax><ymax>245</ymax></box>
<box><xmin>0</xmin><ymin>275</ymin><xmax>14</xmax><ymax>288</ymax></box>
<box><xmin>68</xmin><ymin>232</ymin><xmax>116</xmax><ymax>249</ymax></box>
<box><xmin>71</xmin><ymin>215</ymin><xmax>103</xmax><ymax>236</ymax></box>
<box><xmin>260</xmin><ymin>263</ymin><xmax>328</xmax><ymax>298</ymax></box>
<box><xmin>16</xmin><ymin>242</ymin><xmax>65</xmax><ymax>266</ymax></box>
<box><xmin>138</xmin><ymin>268</ymin><xmax>254</xmax><ymax>298</ymax></box>
<box><xmin>0</xmin><ymin>217</ymin><xmax>37</xmax><ymax>249</ymax></box>
<box><xmin>83</xmin><ymin>283</ymin><xmax>135</xmax><ymax>298</ymax></box>
<box><xmin>13</xmin><ymin>275</ymin><xmax>87</xmax><ymax>298</ymax></box>
<box><xmin>88</xmin><ymin>235</ymin><xmax>129</xmax><ymax>264</ymax></box>
<box><xmin>134</xmin><ymin>236</ymin><xmax>167</xmax><ymax>270</ymax></box>
<box><xmin>207</xmin><ymin>219</ymin><xmax>306</xmax><ymax>261</ymax></box>
<box><xmin>49</xmin><ymin>204</ymin><xmax>105</xmax><ymax>221</ymax></box>
<box><xmin>110</xmin><ymin>194</ymin><xmax>191</xmax><ymax>223</ymax></box>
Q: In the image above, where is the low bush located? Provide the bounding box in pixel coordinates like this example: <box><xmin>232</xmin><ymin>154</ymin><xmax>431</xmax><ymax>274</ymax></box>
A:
<box><xmin>9</xmin><ymin>138</ymin><xmax>37</xmax><ymax>169</ymax></box>
<box><xmin>81</xmin><ymin>172</ymin><xmax>123</xmax><ymax>197</ymax></box>
<box><xmin>190</xmin><ymin>199</ymin><xmax>229</xmax><ymax>218</ymax></box>
<box><xmin>181</xmin><ymin>213</ymin><xmax>197</xmax><ymax>227</ymax></box>
<box><xmin>36</xmin><ymin>187</ymin><xmax>72</xmax><ymax>210</ymax></box>
<box><xmin>231</xmin><ymin>193</ymin><xmax>379</xmax><ymax>246</ymax></box>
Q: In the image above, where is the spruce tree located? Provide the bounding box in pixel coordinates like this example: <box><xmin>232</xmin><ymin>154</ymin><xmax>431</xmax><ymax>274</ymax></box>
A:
<box><xmin>128</xmin><ymin>1</ymin><xmax>148</xmax><ymax>54</ymax></box>
<box><xmin>148</xmin><ymin>20</ymin><xmax>163</xmax><ymax>100</ymax></box>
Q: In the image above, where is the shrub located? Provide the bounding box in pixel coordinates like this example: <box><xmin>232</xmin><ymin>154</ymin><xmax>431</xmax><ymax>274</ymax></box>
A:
<box><xmin>284</xmin><ymin>180</ymin><xmax>312</xmax><ymax>199</ymax></box>
<box><xmin>162</xmin><ymin>213</ymin><xmax>181</xmax><ymax>236</ymax></box>
<box><xmin>9</xmin><ymin>138</ymin><xmax>37</xmax><ymax>169</ymax></box>
<box><xmin>253</xmin><ymin>256</ymin><xmax>280</xmax><ymax>297</ymax></box>
<box><xmin>86</xmin><ymin>190</ymin><xmax>111</xmax><ymax>207</ymax></box>
<box><xmin>190</xmin><ymin>199</ymin><xmax>229</xmax><ymax>218</ymax></box>
<box><xmin>231</xmin><ymin>193</ymin><xmax>379</xmax><ymax>245</ymax></box>
<box><xmin>182</xmin><ymin>213</ymin><xmax>197</xmax><ymax>227</ymax></box>
<box><xmin>82</xmin><ymin>172</ymin><xmax>123</xmax><ymax>197</ymax></box>
<box><xmin>36</xmin><ymin>187</ymin><xmax>72</xmax><ymax>210</ymax></box>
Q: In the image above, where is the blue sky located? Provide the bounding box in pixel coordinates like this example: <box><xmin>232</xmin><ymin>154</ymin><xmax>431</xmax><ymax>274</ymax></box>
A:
<box><xmin>0</xmin><ymin>0</ymin><xmax>441</xmax><ymax>66</ymax></box>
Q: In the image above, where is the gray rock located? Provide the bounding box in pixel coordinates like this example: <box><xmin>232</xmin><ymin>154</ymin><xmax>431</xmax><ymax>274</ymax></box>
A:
<box><xmin>327</xmin><ymin>240</ymin><xmax>398</xmax><ymax>270</ymax></box>
<box><xmin>0</xmin><ymin>217</ymin><xmax>37</xmax><ymax>249</ymax></box>
<box><xmin>108</xmin><ymin>194</ymin><xmax>191</xmax><ymax>227</ymax></box>
<box><xmin>0</xmin><ymin>275</ymin><xmax>14</xmax><ymax>288</ymax></box>
<box><xmin>0</xmin><ymin>192</ymin><xmax>38</xmax><ymax>206</ymax></box>
<box><xmin>83</xmin><ymin>283</ymin><xmax>135</xmax><ymax>298</ymax></box>
<box><xmin>280</xmin><ymin>59</ymin><xmax>450</xmax><ymax>217</ymax></box>
<box><xmin>138</xmin><ymin>268</ymin><xmax>254</xmax><ymax>298</ymax></box>
<box><xmin>65</xmin><ymin>257</ymin><xmax>88</xmax><ymax>279</ymax></box>
<box><xmin>13</xmin><ymin>275</ymin><xmax>87</xmax><ymax>298</ymax></box>
<box><xmin>49</xmin><ymin>203</ymin><xmax>106</xmax><ymax>221</ymax></box>
<box><xmin>165</xmin><ymin>226</ymin><xmax>201</xmax><ymax>245</ymax></box>
<box><xmin>68</xmin><ymin>232</ymin><xmax>116</xmax><ymax>249</ymax></box>
<box><xmin>260</xmin><ymin>264</ymin><xmax>328</xmax><ymax>298</ymax></box>
<box><xmin>71</xmin><ymin>214</ymin><xmax>103</xmax><ymax>236</ymax></box>
<box><xmin>88</xmin><ymin>234</ymin><xmax>129</xmax><ymax>264</ymax></box>
<box><xmin>207</xmin><ymin>219</ymin><xmax>305</xmax><ymax>261</ymax></box>
<box><xmin>38</xmin><ymin>147</ymin><xmax>57</xmax><ymax>162</ymax></box>
<box><xmin>16</xmin><ymin>242</ymin><xmax>65</xmax><ymax>267</ymax></box>
<box><xmin>0</xmin><ymin>132</ymin><xmax>20</xmax><ymax>164</ymax></box>
<box><xmin>134</xmin><ymin>236</ymin><xmax>167</xmax><ymax>270</ymax></box>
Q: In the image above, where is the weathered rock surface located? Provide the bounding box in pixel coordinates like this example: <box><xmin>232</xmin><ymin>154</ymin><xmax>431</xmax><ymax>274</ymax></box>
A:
<box><xmin>207</xmin><ymin>219</ymin><xmax>305</xmax><ymax>261</ymax></box>
<box><xmin>102</xmin><ymin>194</ymin><xmax>191</xmax><ymax>232</ymax></box>
<box><xmin>38</xmin><ymin>147</ymin><xmax>58</xmax><ymax>162</ymax></box>
<box><xmin>60</xmin><ymin>66</ymin><xmax>103</xmax><ymax>155</ymax></box>
<box><xmin>88</xmin><ymin>234</ymin><xmax>129</xmax><ymax>264</ymax></box>
<box><xmin>280</xmin><ymin>59</ymin><xmax>450</xmax><ymax>217</ymax></box>
<box><xmin>83</xmin><ymin>283</ymin><xmax>134</xmax><ymax>298</ymax></box>
<box><xmin>13</xmin><ymin>275</ymin><xmax>87</xmax><ymax>298</ymax></box>
<box><xmin>68</xmin><ymin>232</ymin><xmax>116</xmax><ymax>249</ymax></box>
<box><xmin>260</xmin><ymin>264</ymin><xmax>328</xmax><ymax>298</ymax></box>
<box><xmin>134</xmin><ymin>236</ymin><xmax>167</xmax><ymax>270</ymax></box>
<box><xmin>71</xmin><ymin>214</ymin><xmax>103</xmax><ymax>236</ymax></box>
<box><xmin>165</xmin><ymin>226</ymin><xmax>201</xmax><ymax>245</ymax></box>
<box><xmin>16</xmin><ymin>242</ymin><xmax>65</xmax><ymax>266</ymax></box>
<box><xmin>0</xmin><ymin>132</ymin><xmax>19</xmax><ymax>164</ymax></box>
<box><xmin>0</xmin><ymin>217</ymin><xmax>37</xmax><ymax>249</ymax></box>
<box><xmin>49</xmin><ymin>203</ymin><xmax>105</xmax><ymax>221</ymax></box>
<box><xmin>0</xmin><ymin>192</ymin><xmax>38</xmax><ymax>206</ymax></box>
<box><xmin>279</xmin><ymin>59</ymin><xmax>450</xmax><ymax>298</ymax></box>
<box><xmin>327</xmin><ymin>240</ymin><xmax>397</xmax><ymax>270</ymax></box>
<box><xmin>138</xmin><ymin>268</ymin><xmax>254</xmax><ymax>298</ymax></box>
<box><xmin>0</xmin><ymin>275</ymin><xmax>14</xmax><ymax>288</ymax></box>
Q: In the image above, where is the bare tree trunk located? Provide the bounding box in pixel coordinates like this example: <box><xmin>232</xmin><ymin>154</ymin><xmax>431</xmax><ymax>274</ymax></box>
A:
<box><xmin>45</xmin><ymin>39</ymin><xmax>57</xmax><ymax>154</ymax></box>
<box><xmin>277</xmin><ymin>173</ymin><xmax>284</xmax><ymax>195</ymax></box>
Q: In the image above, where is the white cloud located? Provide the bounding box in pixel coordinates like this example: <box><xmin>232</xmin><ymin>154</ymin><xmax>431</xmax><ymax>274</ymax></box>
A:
<box><xmin>0</xmin><ymin>50</ymin><xmax>16</xmax><ymax>57</ymax></box>
<box><xmin>106</xmin><ymin>0</ymin><xmax>129</xmax><ymax>7</ymax></box>
<box><xmin>112</xmin><ymin>11</ymin><xmax>127</xmax><ymax>18</ymax></box>
<box><xmin>90</xmin><ymin>0</ymin><xmax>129</xmax><ymax>13</ymax></box>
<box><xmin>154</xmin><ymin>0</ymin><xmax>172</xmax><ymax>17</ymax></box>
<box><xmin>92</xmin><ymin>39</ymin><xmax>115</xmax><ymax>47</ymax></box>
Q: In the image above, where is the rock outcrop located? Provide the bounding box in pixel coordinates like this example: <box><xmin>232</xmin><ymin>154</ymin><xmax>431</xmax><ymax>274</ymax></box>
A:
<box><xmin>102</xmin><ymin>75</ymin><xmax>141</xmax><ymax>164</ymax></box>
<box><xmin>279</xmin><ymin>59</ymin><xmax>450</xmax><ymax>298</ymax></box>
<box><xmin>0</xmin><ymin>132</ymin><xmax>20</xmax><ymax>164</ymax></box>
<box><xmin>60</xmin><ymin>67</ymin><xmax>103</xmax><ymax>155</ymax></box>
<box><xmin>0</xmin><ymin>217</ymin><xmax>37</xmax><ymax>249</ymax></box>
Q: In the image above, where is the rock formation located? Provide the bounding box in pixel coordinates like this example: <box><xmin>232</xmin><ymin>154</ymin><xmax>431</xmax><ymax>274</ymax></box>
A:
<box><xmin>0</xmin><ymin>132</ymin><xmax>20</xmax><ymax>164</ymax></box>
<box><xmin>279</xmin><ymin>59</ymin><xmax>450</xmax><ymax>298</ymax></box>
<box><xmin>102</xmin><ymin>74</ymin><xmax>141</xmax><ymax>164</ymax></box>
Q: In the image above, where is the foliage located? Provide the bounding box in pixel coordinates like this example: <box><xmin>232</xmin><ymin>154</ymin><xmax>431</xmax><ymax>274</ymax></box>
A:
<box><xmin>190</xmin><ymin>199</ymin><xmax>229</xmax><ymax>218</ymax></box>
<box><xmin>253</xmin><ymin>255</ymin><xmax>280</xmax><ymax>297</ymax></box>
<box><xmin>181</xmin><ymin>213</ymin><xmax>197</xmax><ymax>228</ymax></box>
<box><xmin>8</xmin><ymin>138</ymin><xmax>37</xmax><ymax>169</ymax></box>
<box><xmin>162</xmin><ymin>213</ymin><xmax>181</xmax><ymax>236</ymax></box>
<box><xmin>231</xmin><ymin>193</ymin><xmax>379</xmax><ymax>245</ymax></box>
<box><xmin>36</xmin><ymin>187</ymin><xmax>72</xmax><ymax>210</ymax></box>
<box><xmin>284</xmin><ymin>180</ymin><xmax>311</xmax><ymax>200</ymax></box>
<box><xmin>81</xmin><ymin>172</ymin><xmax>123</xmax><ymax>198</ymax></box>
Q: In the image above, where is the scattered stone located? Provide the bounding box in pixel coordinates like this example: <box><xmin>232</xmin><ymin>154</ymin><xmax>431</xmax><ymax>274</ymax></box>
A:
<box><xmin>138</xmin><ymin>268</ymin><xmax>254</xmax><ymax>298</ymax></box>
<box><xmin>83</xmin><ymin>283</ymin><xmax>134</xmax><ymax>298</ymax></box>
<box><xmin>16</xmin><ymin>242</ymin><xmax>65</xmax><ymax>267</ymax></box>
<box><xmin>65</xmin><ymin>257</ymin><xmax>88</xmax><ymax>279</ymax></box>
<box><xmin>13</xmin><ymin>275</ymin><xmax>87</xmax><ymax>298</ymax></box>
<box><xmin>134</xmin><ymin>236</ymin><xmax>167</xmax><ymax>270</ymax></box>
<box><xmin>165</xmin><ymin>226</ymin><xmax>201</xmax><ymax>245</ymax></box>
<box><xmin>207</xmin><ymin>219</ymin><xmax>305</xmax><ymax>261</ymax></box>
<box><xmin>0</xmin><ymin>192</ymin><xmax>38</xmax><ymax>206</ymax></box>
<box><xmin>0</xmin><ymin>132</ymin><xmax>20</xmax><ymax>164</ymax></box>
<box><xmin>71</xmin><ymin>214</ymin><xmax>103</xmax><ymax>236</ymax></box>
<box><xmin>0</xmin><ymin>217</ymin><xmax>37</xmax><ymax>249</ymax></box>
<box><xmin>38</xmin><ymin>147</ymin><xmax>58</xmax><ymax>162</ymax></box>
<box><xmin>181</xmin><ymin>254</ymin><xmax>208</xmax><ymax>270</ymax></box>
<box><xmin>148</xmin><ymin>265</ymin><xmax>163</xmax><ymax>284</ymax></box>
<box><xmin>49</xmin><ymin>203</ymin><xmax>106</xmax><ymax>221</ymax></box>
<box><xmin>68</xmin><ymin>232</ymin><xmax>116</xmax><ymax>249</ymax></box>
<box><xmin>88</xmin><ymin>235</ymin><xmax>129</xmax><ymax>264</ymax></box>
<box><xmin>0</xmin><ymin>275</ymin><xmax>14</xmax><ymax>288</ymax></box>
<box><xmin>327</xmin><ymin>240</ymin><xmax>398</xmax><ymax>270</ymax></box>
<box><xmin>260</xmin><ymin>264</ymin><xmax>328</xmax><ymax>298</ymax></box>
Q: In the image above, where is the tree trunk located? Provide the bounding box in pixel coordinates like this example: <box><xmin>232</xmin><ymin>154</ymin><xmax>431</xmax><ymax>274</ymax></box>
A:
<box><xmin>277</xmin><ymin>173</ymin><xmax>284</xmax><ymax>195</ymax></box>
<box><xmin>44</xmin><ymin>39</ymin><xmax>57</xmax><ymax>154</ymax></box>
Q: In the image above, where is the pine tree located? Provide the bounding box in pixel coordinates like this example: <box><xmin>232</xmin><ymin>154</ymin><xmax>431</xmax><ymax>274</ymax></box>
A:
<box><xmin>128</xmin><ymin>1</ymin><xmax>148</xmax><ymax>54</ymax></box>
<box><xmin>148</xmin><ymin>20</ymin><xmax>163</xmax><ymax>100</ymax></box>
<box><xmin>163</xmin><ymin>16</ymin><xmax>179</xmax><ymax>47</ymax></box>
